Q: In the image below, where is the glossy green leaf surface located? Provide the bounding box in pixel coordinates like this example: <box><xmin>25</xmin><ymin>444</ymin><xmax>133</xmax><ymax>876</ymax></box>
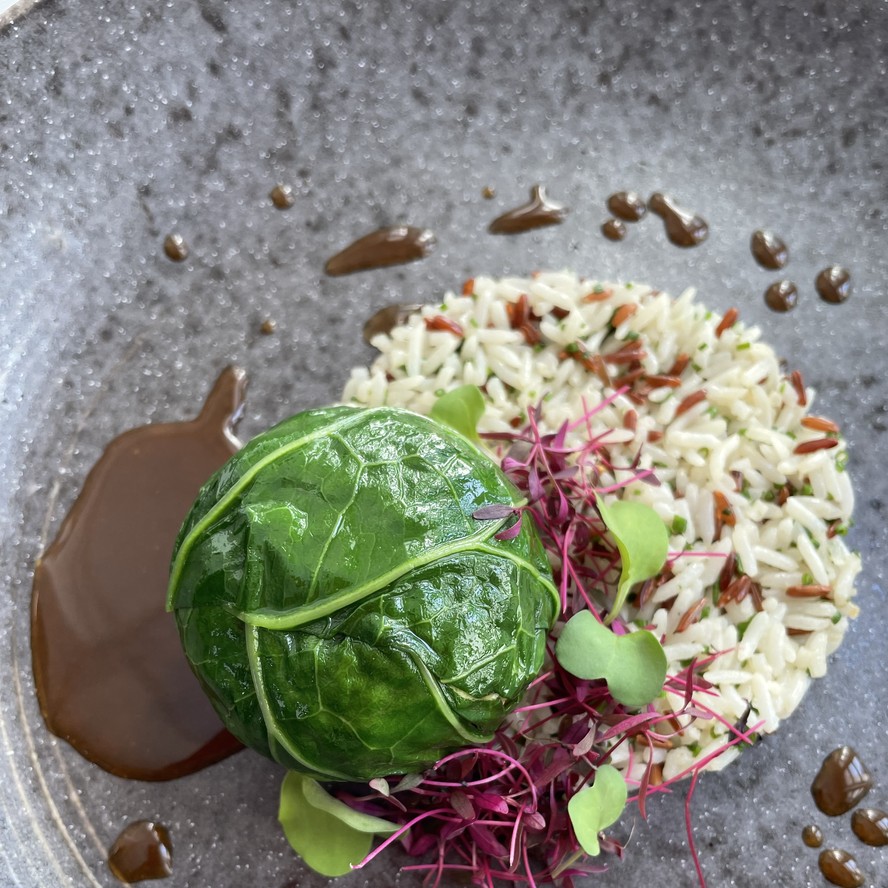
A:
<box><xmin>168</xmin><ymin>406</ymin><xmax>558</xmax><ymax>780</ymax></box>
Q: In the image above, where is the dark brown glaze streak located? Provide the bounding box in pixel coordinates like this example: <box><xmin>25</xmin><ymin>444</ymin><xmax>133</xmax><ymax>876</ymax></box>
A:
<box><xmin>648</xmin><ymin>192</ymin><xmax>709</xmax><ymax>247</ymax></box>
<box><xmin>325</xmin><ymin>225</ymin><xmax>436</xmax><ymax>275</ymax></box>
<box><xmin>607</xmin><ymin>191</ymin><xmax>647</xmax><ymax>222</ymax></box>
<box><xmin>488</xmin><ymin>184</ymin><xmax>568</xmax><ymax>234</ymax></box>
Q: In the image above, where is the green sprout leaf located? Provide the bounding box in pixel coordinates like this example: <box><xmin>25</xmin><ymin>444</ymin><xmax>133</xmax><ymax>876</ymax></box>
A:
<box><xmin>567</xmin><ymin>764</ymin><xmax>628</xmax><ymax>856</ymax></box>
<box><xmin>430</xmin><ymin>384</ymin><xmax>485</xmax><ymax>440</ymax></box>
<box><xmin>555</xmin><ymin>610</ymin><xmax>667</xmax><ymax>708</ymax></box>
<box><xmin>278</xmin><ymin>771</ymin><xmax>396</xmax><ymax>877</ymax></box>
<box><xmin>596</xmin><ymin>496</ymin><xmax>669</xmax><ymax>624</ymax></box>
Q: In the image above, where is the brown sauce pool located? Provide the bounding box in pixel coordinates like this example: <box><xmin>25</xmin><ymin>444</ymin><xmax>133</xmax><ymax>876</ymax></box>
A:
<box><xmin>108</xmin><ymin>820</ymin><xmax>173</xmax><ymax>883</ymax></box>
<box><xmin>488</xmin><ymin>184</ymin><xmax>568</xmax><ymax>234</ymax></box>
<box><xmin>648</xmin><ymin>192</ymin><xmax>709</xmax><ymax>247</ymax></box>
<box><xmin>31</xmin><ymin>367</ymin><xmax>247</xmax><ymax>781</ymax></box>
<box><xmin>324</xmin><ymin>225</ymin><xmax>436</xmax><ymax>275</ymax></box>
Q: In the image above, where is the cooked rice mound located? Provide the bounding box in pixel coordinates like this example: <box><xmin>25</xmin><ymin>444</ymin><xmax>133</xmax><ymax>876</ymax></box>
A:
<box><xmin>342</xmin><ymin>271</ymin><xmax>861</xmax><ymax>780</ymax></box>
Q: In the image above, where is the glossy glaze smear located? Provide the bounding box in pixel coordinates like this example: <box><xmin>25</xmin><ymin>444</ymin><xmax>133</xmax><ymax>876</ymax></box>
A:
<box><xmin>108</xmin><ymin>821</ymin><xmax>173</xmax><ymax>883</ymax></box>
<box><xmin>362</xmin><ymin>303</ymin><xmax>423</xmax><ymax>345</ymax></box>
<box><xmin>31</xmin><ymin>367</ymin><xmax>247</xmax><ymax>781</ymax></box>
<box><xmin>606</xmin><ymin>191</ymin><xmax>647</xmax><ymax>222</ymax></box>
<box><xmin>811</xmin><ymin>746</ymin><xmax>873</xmax><ymax>816</ymax></box>
<box><xmin>325</xmin><ymin>225</ymin><xmax>436</xmax><ymax>275</ymax></box>
<box><xmin>750</xmin><ymin>229</ymin><xmax>789</xmax><ymax>269</ymax></box>
<box><xmin>488</xmin><ymin>184</ymin><xmax>568</xmax><ymax>234</ymax></box>
<box><xmin>816</xmin><ymin>266</ymin><xmax>852</xmax><ymax>304</ymax></box>
<box><xmin>818</xmin><ymin>848</ymin><xmax>865</xmax><ymax>888</ymax></box>
<box><xmin>851</xmin><ymin>808</ymin><xmax>888</xmax><ymax>847</ymax></box>
<box><xmin>647</xmin><ymin>192</ymin><xmax>709</xmax><ymax>247</ymax></box>
<box><xmin>764</xmin><ymin>280</ymin><xmax>799</xmax><ymax>312</ymax></box>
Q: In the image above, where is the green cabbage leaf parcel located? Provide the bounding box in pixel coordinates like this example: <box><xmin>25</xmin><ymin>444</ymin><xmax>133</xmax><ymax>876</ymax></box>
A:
<box><xmin>167</xmin><ymin>405</ymin><xmax>559</xmax><ymax>781</ymax></box>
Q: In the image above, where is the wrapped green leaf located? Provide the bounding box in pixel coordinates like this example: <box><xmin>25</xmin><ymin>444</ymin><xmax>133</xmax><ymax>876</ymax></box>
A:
<box><xmin>167</xmin><ymin>406</ymin><xmax>558</xmax><ymax>781</ymax></box>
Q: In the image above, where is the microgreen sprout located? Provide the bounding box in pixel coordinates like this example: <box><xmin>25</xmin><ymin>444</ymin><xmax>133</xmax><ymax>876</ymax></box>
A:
<box><xmin>286</xmin><ymin>397</ymin><xmax>758</xmax><ymax>888</ymax></box>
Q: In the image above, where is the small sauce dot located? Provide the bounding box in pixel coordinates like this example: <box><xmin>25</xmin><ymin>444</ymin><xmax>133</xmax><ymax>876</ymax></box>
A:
<box><xmin>816</xmin><ymin>266</ymin><xmax>852</xmax><ymax>304</ymax></box>
<box><xmin>764</xmin><ymin>280</ymin><xmax>799</xmax><ymax>312</ymax></box>
<box><xmin>108</xmin><ymin>821</ymin><xmax>173</xmax><ymax>883</ymax></box>
<box><xmin>802</xmin><ymin>824</ymin><xmax>823</xmax><ymax>848</ymax></box>
<box><xmin>601</xmin><ymin>219</ymin><xmax>627</xmax><ymax>241</ymax></box>
<box><xmin>481</xmin><ymin>185</ymin><xmax>496</xmax><ymax>199</ymax></box>
<box><xmin>163</xmin><ymin>234</ymin><xmax>189</xmax><ymax>262</ymax></box>
<box><xmin>269</xmin><ymin>183</ymin><xmax>295</xmax><ymax>210</ymax></box>
<box><xmin>818</xmin><ymin>849</ymin><xmax>864</xmax><ymax>888</ymax></box>
<box><xmin>751</xmin><ymin>229</ymin><xmax>789</xmax><ymax>269</ymax></box>
<box><xmin>851</xmin><ymin>808</ymin><xmax>888</xmax><ymax>847</ymax></box>
<box><xmin>259</xmin><ymin>319</ymin><xmax>277</xmax><ymax>335</ymax></box>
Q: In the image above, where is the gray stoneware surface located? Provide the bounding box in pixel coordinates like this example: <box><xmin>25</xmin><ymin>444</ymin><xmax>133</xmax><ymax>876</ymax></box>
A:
<box><xmin>1</xmin><ymin>1</ymin><xmax>886</xmax><ymax>886</ymax></box>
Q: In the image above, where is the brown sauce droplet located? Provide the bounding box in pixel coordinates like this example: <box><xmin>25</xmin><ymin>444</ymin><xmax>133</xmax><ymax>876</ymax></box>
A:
<box><xmin>31</xmin><ymin>367</ymin><xmax>247</xmax><ymax>781</ymax></box>
<box><xmin>601</xmin><ymin>219</ymin><xmax>627</xmax><ymax>241</ymax></box>
<box><xmin>851</xmin><ymin>808</ymin><xmax>888</xmax><ymax>847</ymax></box>
<box><xmin>607</xmin><ymin>191</ymin><xmax>647</xmax><ymax>222</ymax></box>
<box><xmin>751</xmin><ymin>229</ymin><xmax>789</xmax><ymax>269</ymax></box>
<box><xmin>163</xmin><ymin>234</ymin><xmax>189</xmax><ymax>262</ymax></box>
<box><xmin>325</xmin><ymin>226</ymin><xmax>436</xmax><ymax>276</ymax></box>
<box><xmin>363</xmin><ymin>303</ymin><xmax>423</xmax><ymax>346</ymax></box>
<box><xmin>811</xmin><ymin>746</ymin><xmax>873</xmax><ymax>816</ymax></box>
<box><xmin>818</xmin><ymin>849</ymin><xmax>865</xmax><ymax>888</ymax></box>
<box><xmin>108</xmin><ymin>820</ymin><xmax>173</xmax><ymax>883</ymax></box>
<box><xmin>481</xmin><ymin>185</ymin><xmax>496</xmax><ymax>200</ymax></box>
<box><xmin>764</xmin><ymin>280</ymin><xmax>799</xmax><ymax>312</ymax></box>
<box><xmin>802</xmin><ymin>824</ymin><xmax>824</xmax><ymax>848</ymax></box>
<box><xmin>488</xmin><ymin>184</ymin><xmax>568</xmax><ymax>234</ymax></box>
<box><xmin>648</xmin><ymin>192</ymin><xmax>709</xmax><ymax>248</ymax></box>
<box><xmin>259</xmin><ymin>318</ymin><xmax>277</xmax><ymax>335</ymax></box>
<box><xmin>269</xmin><ymin>183</ymin><xmax>295</xmax><ymax>209</ymax></box>
<box><xmin>816</xmin><ymin>266</ymin><xmax>852</xmax><ymax>304</ymax></box>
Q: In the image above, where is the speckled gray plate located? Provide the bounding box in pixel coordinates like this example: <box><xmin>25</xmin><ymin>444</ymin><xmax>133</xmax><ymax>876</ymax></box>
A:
<box><xmin>2</xmin><ymin>1</ymin><xmax>887</xmax><ymax>885</ymax></box>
